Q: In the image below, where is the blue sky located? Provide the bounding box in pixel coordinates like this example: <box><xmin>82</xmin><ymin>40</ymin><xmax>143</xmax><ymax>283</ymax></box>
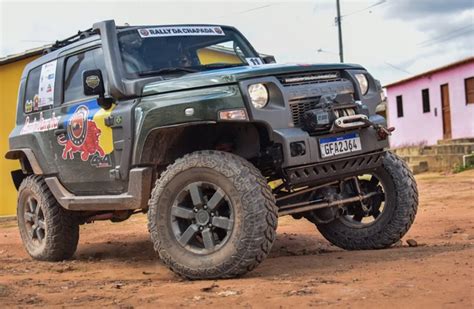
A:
<box><xmin>1</xmin><ymin>0</ymin><xmax>473</xmax><ymax>84</ymax></box>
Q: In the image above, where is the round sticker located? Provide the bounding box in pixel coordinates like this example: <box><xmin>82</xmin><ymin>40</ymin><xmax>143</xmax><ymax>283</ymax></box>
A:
<box><xmin>67</xmin><ymin>106</ymin><xmax>89</xmax><ymax>147</ymax></box>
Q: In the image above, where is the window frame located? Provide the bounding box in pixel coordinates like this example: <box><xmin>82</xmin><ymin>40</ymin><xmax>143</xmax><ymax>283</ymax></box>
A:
<box><xmin>117</xmin><ymin>27</ymin><xmax>258</xmax><ymax>78</ymax></box>
<box><xmin>62</xmin><ymin>47</ymin><xmax>108</xmax><ymax>105</ymax></box>
<box><xmin>465</xmin><ymin>76</ymin><xmax>474</xmax><ymax>105</ymax></box>
<box><xmin>421</xmin><ymin>88</ymin><xmax>430</xmax><ymax>113</ymax></box>
<box><xmin>23</xmin><ymin>64</ymin><xmax>47</xmax><ymax>114</ymax></box>
<box><xmin>396</xmin><ymin>95</ymin><xmax>404</xmax><ymax>118</ymax></box>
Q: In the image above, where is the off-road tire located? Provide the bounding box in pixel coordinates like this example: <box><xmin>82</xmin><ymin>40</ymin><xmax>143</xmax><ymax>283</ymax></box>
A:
<box><xmin>316</xmin><ymin>151</ymin><xmax>418</xmax><ymax>250</ymax></box>
<box><xmin>17</xmin><ymin>175</ymin><xmax>79</xmax><ymax>261</ymax></box>
<box><xmin>147</xmin><ymin>150</ymin><xmax>278</xmax><ymax>279</ymax></box>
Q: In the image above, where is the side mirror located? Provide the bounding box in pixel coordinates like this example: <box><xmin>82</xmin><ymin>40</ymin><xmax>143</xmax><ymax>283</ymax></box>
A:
<box><xmin>83</xmin><ymin>69</ymin><xmax>113</xmax><ymax>109</ymax></box>
<box><xmin>261</xmin><ymin>55</ymin><xmax>276</xmax><ymax>64</ymax></box>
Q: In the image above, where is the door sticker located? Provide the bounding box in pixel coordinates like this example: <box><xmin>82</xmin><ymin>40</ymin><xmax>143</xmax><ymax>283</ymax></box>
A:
<box><xmin>38</xmin><ymin>60</ymin><xmax>57</xmax><ymax>108</ymax></box>
<box><xmin>20</xmin><ymin>112</ymin><xmax>60</xmax><ymax>135</ymax></box>
<box><xmin>57</xmin><ymin>100</ymin><xmax>115</xmax><ymax>168</ymax></box>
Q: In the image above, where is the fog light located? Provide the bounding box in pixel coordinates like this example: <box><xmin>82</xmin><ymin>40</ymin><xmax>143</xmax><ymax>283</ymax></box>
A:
<box><xmin>218</xmin><ymin>109</ymin><xmax>248</xmax><ymax>120</ymax></box>
<box><xmin>290</xmin><ymin>141</ymin><xmax>306</xmax><ymax>157</ymax></box>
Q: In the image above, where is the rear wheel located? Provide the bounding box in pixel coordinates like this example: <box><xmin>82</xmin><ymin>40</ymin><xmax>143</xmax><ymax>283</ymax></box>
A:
<box><xmin>148</xmin><ymin>151</ymin><xmax>278</xmax><ymax>279</ymax></box>
<box><xmin>316</xmin><ymin>151</ymin><xmax>418</xmax><ymax>250</ymax></box>
<box><xmin>17</xmin><ymin>175</ymin><xmax>79</xmax><ymax>260</ymax></box>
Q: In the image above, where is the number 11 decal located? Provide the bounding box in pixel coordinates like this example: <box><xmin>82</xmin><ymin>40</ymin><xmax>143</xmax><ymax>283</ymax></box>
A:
<box><xmin>245</xmin><ymin>57</ymin><xmax>264</xmax><ymax>66</ymax></box>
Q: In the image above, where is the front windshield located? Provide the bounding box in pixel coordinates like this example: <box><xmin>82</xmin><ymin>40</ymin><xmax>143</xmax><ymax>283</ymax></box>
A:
<box><xmin>117</xmin><ymin>26</ymin><xmax>262</xmax><ymax>78</ymax></box>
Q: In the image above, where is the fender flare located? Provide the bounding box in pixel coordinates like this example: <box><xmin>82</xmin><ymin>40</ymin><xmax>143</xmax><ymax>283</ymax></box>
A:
<box><xmin>5</xmin><ymin>148</ymin><xmax>43</xmax><ymax>175</ymax></box>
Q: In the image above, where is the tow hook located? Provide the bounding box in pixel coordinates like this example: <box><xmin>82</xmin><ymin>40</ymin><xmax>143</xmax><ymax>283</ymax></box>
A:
<box><xmin>357</xmin><ymin>117</ymin><xmax>395</xmax><ymax>140</ymax></box>
<box><xmin>373</xmin><ymin>124</ymin><xmax>395</xmax><ymax>140</ymax></box>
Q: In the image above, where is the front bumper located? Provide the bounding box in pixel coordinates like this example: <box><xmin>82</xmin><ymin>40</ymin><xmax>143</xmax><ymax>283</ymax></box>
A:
<box><xmin>239</xmin><ymin>68</ymin><xmax>389</xmax><ymax>179</ymax></box>
<box><xmin>272</xmin><ymin>122</ymin><xmax>388</xmax><ymax>168</ymax></box>
<box><xmin>284</xmin><ymin>150</ymin><xmax>385</xmax><ymax>186</ymax></box>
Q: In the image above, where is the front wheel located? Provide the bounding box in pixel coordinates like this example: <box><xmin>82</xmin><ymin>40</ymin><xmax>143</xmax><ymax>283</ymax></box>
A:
<box><xmin>147</xmin><ymin>151</ymin><xmax>278</xmax><ymax>279</ymax></box>
<box><xmin>316</xmin><ymin>151</ymin><xmax>418</xmax><ymax>250</ymax></box>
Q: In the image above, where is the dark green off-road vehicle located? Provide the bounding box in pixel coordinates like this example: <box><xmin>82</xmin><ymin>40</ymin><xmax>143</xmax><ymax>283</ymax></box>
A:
<box><xmin>6</xmin><ymin>20</ymin><xmax>418</xmax><ymax>279</ymax></box>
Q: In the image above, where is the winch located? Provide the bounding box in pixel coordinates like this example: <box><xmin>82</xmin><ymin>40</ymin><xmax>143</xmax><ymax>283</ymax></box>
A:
<box><xmin>302</xmin><ymin>93</ymin><xmax>369</xmax><ymax>134</ymax></box>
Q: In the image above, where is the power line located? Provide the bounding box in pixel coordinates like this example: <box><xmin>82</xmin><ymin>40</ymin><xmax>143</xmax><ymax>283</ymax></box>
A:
<box><xmin>317</xmin><ymin>48</ymin><xmax>339</xmax><ymax>55</ymax></box>
<box><xmin>237</xmin><ymin>4</ymin><xmax>274</xmax><ymax>14</ymax></box>
<box><xmin>215</xmin><ymin>4</ymin><xmax>279</xmax><ymax>19</ymax></box>
<box><xmin>384</xmin><ymin>27</ymin><xmax>473</xmax><ymax>76</ymax></box>
<box><xmin>333</xmin><ymin>0</ymin><xmax>389</xmax><ymax>62</ymax></box>
<box><xmin>384</xmin><ymin>62</ymin><xmax>412</xmax><ymax>75</ymax></box>
<box><xmin>418</xmin><ymin>24</ymin><xmax>474</xmax><ymax>47</ymax></box>
<box><xmin>421</xmin><ymin>28</ymin><xmax>474</xmax><ymax>47</ymax></box>
<box><xmin>340</xmin><ymin>0</ymin><xmax>388</xmax><ymax>19</ymax></box>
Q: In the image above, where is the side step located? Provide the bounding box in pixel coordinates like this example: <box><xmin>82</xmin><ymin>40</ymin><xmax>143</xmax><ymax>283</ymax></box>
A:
<box><xmin>45</xmin><ymin>167</ymin><xmax>153</xmax><ymax>211</ymax></box>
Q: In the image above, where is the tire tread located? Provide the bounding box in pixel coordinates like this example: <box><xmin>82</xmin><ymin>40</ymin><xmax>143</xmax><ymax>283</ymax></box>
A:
<box><xmin>317</xmin><ymin>151</ymin><xmax>418</xmax><ymax>250</ymax></box>
<box><xmin>18</xmin><ymin>175</ymin><xmax>79</xmax><ymax>261</ymax></box>
<box><xmin>147</xmin><ymin>150</ymin><xmax>278</xmax><ymax>279</ymax></box>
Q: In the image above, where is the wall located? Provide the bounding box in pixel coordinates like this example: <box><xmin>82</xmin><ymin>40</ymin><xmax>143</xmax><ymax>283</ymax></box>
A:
<box><xmin>0</xmin><ymin>57</ymin><xmax>37</xmax><ymax>217</ymax></box>
<box><xmin>386</xmin><ymin>61</ymin><xmax>474</xmax><ymax>147</ymax></box>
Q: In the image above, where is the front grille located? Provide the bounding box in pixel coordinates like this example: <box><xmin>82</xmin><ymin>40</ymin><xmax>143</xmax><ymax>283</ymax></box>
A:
<box><xmin>289</xmin><ymin>97</ymin><xmax>319</xmax><ymax>127</ymax></box>
<box><xmin>289</xmin><ymin>96</ymin><xmax>357</xmax><ymax>127</ymax></box>
<box><xmin>278</xmin><ymin>71</ymin><xmax>343</xmax><ymax>87</ymax></box>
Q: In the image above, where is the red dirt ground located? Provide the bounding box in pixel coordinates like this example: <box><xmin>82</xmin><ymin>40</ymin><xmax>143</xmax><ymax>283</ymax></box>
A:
<box><xmin>0</xmin><ymin>170</ymin><xmax>473</xmax><ymax>308</ymax></box>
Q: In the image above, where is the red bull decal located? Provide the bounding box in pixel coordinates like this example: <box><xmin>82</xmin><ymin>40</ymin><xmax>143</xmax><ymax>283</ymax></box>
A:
<box><xmin>57</xmin><ymin>105</ymin><xmax>110</xmax><ymax>166</ymax></box>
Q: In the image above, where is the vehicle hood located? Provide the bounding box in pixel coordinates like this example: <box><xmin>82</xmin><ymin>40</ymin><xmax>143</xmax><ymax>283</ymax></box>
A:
<box><xmin>142</xmin><ymin>62</ymin><xmax>364</xmax><ymax>96</ymax></box>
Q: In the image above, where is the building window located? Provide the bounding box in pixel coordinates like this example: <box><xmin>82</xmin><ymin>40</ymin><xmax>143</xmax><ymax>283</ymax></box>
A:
<box><xmin>63</xmin><ymin>48</ymin><xmax>107</xmax><ymax>103</ymax></box>
<box><xmin>465</xmin><ymin>77</ymin><xmax>474</xmax><ymax>105</ymax></box>
<box><xmin>422</xmin><ymin>88</ymin><xmax>430</xmax><ymax>113</ymax></box>
<box><xmin>396</xmin><ymin>95</ymin><xmax>403</xmax><ymax>118</ymax></box>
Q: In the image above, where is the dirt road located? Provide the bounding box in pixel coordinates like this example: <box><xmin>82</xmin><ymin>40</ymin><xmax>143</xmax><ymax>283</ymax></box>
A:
<box><xmin>1</xmin><ymin>170</ymin><xmax>473</xmax><ymax>308</ymax></box>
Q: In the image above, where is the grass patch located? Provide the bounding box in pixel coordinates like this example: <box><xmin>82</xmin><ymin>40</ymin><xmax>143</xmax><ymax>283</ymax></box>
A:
<box><xmin>453</xmin><ymin>163</ymin><xmax>474</xmax><ymax>174</ymax></box>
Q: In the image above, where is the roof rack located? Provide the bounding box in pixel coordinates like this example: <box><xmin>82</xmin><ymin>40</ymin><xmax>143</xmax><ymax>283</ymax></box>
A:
<box><xmin>44</xmin><ymin>28</ymin><xmax>98</xmax><ymax>54</ymax></box>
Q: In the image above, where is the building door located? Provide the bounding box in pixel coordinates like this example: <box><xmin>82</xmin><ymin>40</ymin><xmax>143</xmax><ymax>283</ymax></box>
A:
<box><xmin>440</xmin><ymin>84</ymin><xmax>452</xmax><ymax>140</ymax></box>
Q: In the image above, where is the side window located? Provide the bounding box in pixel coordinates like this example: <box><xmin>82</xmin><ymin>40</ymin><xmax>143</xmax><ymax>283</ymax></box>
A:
<box><xmin>63</xmin><ymin>48</ymin><xmax>107</xmax><ymax>103</ymax></box>
<box><xmin>422</xmin><ymin>88</ymin><xmax>430</xmax><ymax>113</ymax></box>
<box><xmin>396</xmin><ymin>95</ymin><xmax>404</xmax><ymax>118</ymax></box>
<box><xmin>24</xmin><ymin>66</ymin><xmax>42</xmax><ymax>113</ymax></box>
<box><xmin>465</xmin><ymin>77</ymin><xmax>474</xmax><ymax>105</ymax></box>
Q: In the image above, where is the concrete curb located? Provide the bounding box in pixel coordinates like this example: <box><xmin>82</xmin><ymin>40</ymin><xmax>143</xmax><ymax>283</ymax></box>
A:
<box><xmin>0</xmin><ymin>216</ymin><xmax>16</xmax><ymax>223</ymax></box>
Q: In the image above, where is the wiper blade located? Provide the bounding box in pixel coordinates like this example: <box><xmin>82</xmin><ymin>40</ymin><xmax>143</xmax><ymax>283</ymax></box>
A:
<box><xmin>201</xmin><ymin>63</ymin><xmax>246</xmax><ymax>69</ymax></box>
<box><xmin>137</xmin><ymin>67</ymin><xmax>198</xmax><ymax>76</ymax></box>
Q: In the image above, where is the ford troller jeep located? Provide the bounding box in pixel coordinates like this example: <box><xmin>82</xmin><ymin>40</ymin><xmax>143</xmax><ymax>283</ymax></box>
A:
<box><xmin>6</xmin><ymin>20</ymin><xmax>418</xmax><ymax>279</ymax></box>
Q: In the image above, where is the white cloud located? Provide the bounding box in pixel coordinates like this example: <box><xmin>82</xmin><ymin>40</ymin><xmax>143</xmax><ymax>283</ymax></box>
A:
<box><xmin>1</xmin><ymin>0</ymin><xmax>472</xmax><ymax>85</ymax></box>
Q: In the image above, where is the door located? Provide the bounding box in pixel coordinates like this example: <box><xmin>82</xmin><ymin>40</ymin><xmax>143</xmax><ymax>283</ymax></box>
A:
<box><xmin>440</xmin><ymin>84</ymin><xmax>452</xmax><ymax>140</ymax></box>
<box><xmin>51</xmin><ymin>48</ymin><xmax>126</xmax><ymax>195</ymax></box>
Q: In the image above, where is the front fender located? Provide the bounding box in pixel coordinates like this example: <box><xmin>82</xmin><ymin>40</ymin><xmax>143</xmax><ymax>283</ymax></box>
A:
<box><xmin>132</xmin><ymin>85</ymin><xmax>247</xmax><ymax>164</ymax></box>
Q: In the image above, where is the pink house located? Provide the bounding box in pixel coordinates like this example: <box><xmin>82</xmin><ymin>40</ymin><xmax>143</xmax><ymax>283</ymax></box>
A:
<box><xmin>385</xmin><ymin>57</ymin><xmax>474</xmax><ymax>147</ymax></box>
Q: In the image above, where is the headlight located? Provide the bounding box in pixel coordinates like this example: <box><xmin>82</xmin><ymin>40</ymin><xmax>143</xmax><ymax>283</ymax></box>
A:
<box><xmin>248</xmin><ymin>83</ymin><xmax>269</xmax><ymax>109</ymax></box>
<box><xmin>355</xmin><ymin>73</ymin><xmax>369</xmax><ymax>95</ymax></box>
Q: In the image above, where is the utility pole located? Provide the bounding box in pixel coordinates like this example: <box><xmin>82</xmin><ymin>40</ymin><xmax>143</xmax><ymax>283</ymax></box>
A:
<box><xmin>336</xmin><ymin>0</ymin><xmax>344</xmax><ymax>63</ymax></box>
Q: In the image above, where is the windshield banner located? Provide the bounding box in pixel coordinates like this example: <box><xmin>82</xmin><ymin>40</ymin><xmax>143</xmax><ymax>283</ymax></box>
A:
<box><xmin>138</xmin><ymin>26</ymin><xmax>225</xmax><ymax>38</ymax></box>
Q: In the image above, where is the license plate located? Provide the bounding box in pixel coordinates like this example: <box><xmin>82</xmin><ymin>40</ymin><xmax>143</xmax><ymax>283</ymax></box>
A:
<box><xmin>319</xmin><ymin>133</ymin><xmax>362</xmax><ymax>158</ymax></box>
